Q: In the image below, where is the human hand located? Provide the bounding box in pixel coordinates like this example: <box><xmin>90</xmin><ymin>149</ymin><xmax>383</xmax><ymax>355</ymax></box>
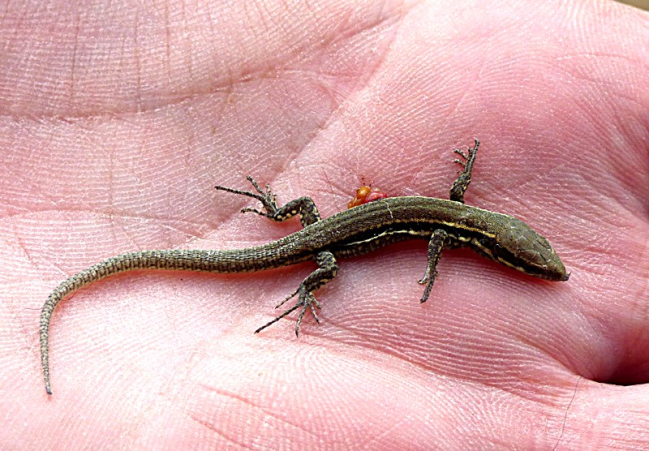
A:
<box><xmin>1</xmin><ymin>0</ymin><xmax>647</xmax><ymax>448</ymax></box>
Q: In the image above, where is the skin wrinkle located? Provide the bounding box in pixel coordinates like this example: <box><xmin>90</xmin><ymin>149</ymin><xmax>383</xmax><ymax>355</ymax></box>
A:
<box><xmin>189</xmin><ymin>385</ymin><xmax>320</xmax><ymax>442</ymax></box>
<box><xmin>69</xmin><ymin>10</ymin><xmax>79</xmax><ymax>104</ymax></box>
<box><xmin>552</xmin><ymin>376</ymin><xmax>582</xmax><ymax>451</ymax></box>
<box><xmin>4</xmin><ymin>6</ymin><xmax>401</xmax><ymax>119</ymax></box>
<box><xmin>164</xmin><ymin>3</ymin><xmax>173</xmax><ymax>82</ymax></box>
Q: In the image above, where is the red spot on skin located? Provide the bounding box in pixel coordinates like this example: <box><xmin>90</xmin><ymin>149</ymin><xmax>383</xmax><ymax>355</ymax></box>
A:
<box><xmin>364</xmin><ymin>191</ymin><xmax>388</xmax><ymax>203</ymax></box>
<box><xmin>347</xmin><ymin>185</ymin><xmax>389</xmax><ymax>209</ymax></box>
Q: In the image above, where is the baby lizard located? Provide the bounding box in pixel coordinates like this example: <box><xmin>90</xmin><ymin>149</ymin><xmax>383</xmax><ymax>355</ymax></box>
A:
<box><xmin>39</xmin><ymin>139</ymin><xmax>569</xmax><ymax>395</ymax></box>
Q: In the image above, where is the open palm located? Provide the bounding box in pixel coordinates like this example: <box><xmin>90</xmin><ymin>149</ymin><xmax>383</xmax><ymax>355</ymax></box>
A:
<box><xmin>2</xmin><ymin>1</ymin><xmax>648</xmax><ymax>449</ymax></box>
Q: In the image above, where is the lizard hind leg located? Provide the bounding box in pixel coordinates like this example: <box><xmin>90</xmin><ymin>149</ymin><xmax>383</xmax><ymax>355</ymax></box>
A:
<box><xmin>215</xmin><ymin>176</ymin><xmax>322</xmax><ymax>227</ymax></box>
<box><xmin>255</xmin><ymin>251</ymin><xmax>338</xmax><ymax>336</ymax></box>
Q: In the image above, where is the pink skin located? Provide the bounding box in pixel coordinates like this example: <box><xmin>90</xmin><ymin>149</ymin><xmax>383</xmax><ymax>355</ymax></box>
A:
<box><xmin>362</xmin><ymin>190</ymin><xmax>389</xmax><ymax>204</ymax></box>
<box><xmin>348</xmin><ymin>186</ymin><xmax>388</xmax><ymax>208</ymax></box>
<box><xmin>1</xmin><ymin>1</ymin><xmax>648</xmax><ymax>449</ymax></box>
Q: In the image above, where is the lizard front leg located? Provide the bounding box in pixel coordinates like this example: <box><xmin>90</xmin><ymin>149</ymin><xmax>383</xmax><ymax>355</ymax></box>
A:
<box><xmin>449</xmin><ymin>139</ymin><xmax>479</xmax><ymax>204</ymax></box>
<box><xmin>418</xmin><ymin>139</ymin><xmax>479</xmax><ymax>298</ymax></box>
<box><xmin>418</xmin><ymin>229</ymin><xmax>449</xmax><ymax>303</ymax></box>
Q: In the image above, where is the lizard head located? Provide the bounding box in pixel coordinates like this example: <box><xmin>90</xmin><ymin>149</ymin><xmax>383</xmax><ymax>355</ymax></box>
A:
<box><xmin>490</xmin><ymin>216</ymin><xmax>570</xmax><ymax>281</ymax></box>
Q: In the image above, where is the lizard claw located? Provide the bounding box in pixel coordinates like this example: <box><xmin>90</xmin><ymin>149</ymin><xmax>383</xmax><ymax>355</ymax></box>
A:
<box><xmin>214</xmin><ymin>176</ymin><xmax>279</xmax><ymax>217</ymax></box>
<box><xmin>255</xmin><ymin>285</ymin><xmax>321</xmax><ymax>336</ymax></box>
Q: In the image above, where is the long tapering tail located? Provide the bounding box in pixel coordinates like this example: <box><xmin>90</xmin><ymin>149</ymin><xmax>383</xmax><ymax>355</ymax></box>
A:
<box><xmin>40</xmin><ymin>246</ymin><xmax>313</xmax><ymax>395</ymax></box>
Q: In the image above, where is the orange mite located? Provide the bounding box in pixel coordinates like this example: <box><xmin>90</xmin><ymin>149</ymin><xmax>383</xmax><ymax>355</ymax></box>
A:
<box><xmin>347</xmin><ymin>185</ymin><xmax>388</xmax><ymax>209</ymax></box>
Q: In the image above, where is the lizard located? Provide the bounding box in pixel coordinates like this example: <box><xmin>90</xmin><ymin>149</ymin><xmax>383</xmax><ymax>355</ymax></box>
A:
<box><xmin>39</xmin><ymin>139</ymin><xmax>569</xmax><ymax>395</ymax></box>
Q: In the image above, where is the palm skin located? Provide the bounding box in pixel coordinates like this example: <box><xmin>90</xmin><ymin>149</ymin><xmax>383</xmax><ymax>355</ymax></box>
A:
<box><xmin>1</xmin><ymin>1</ymin><xmax>648</xmax><ymax>449</ymax></box>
